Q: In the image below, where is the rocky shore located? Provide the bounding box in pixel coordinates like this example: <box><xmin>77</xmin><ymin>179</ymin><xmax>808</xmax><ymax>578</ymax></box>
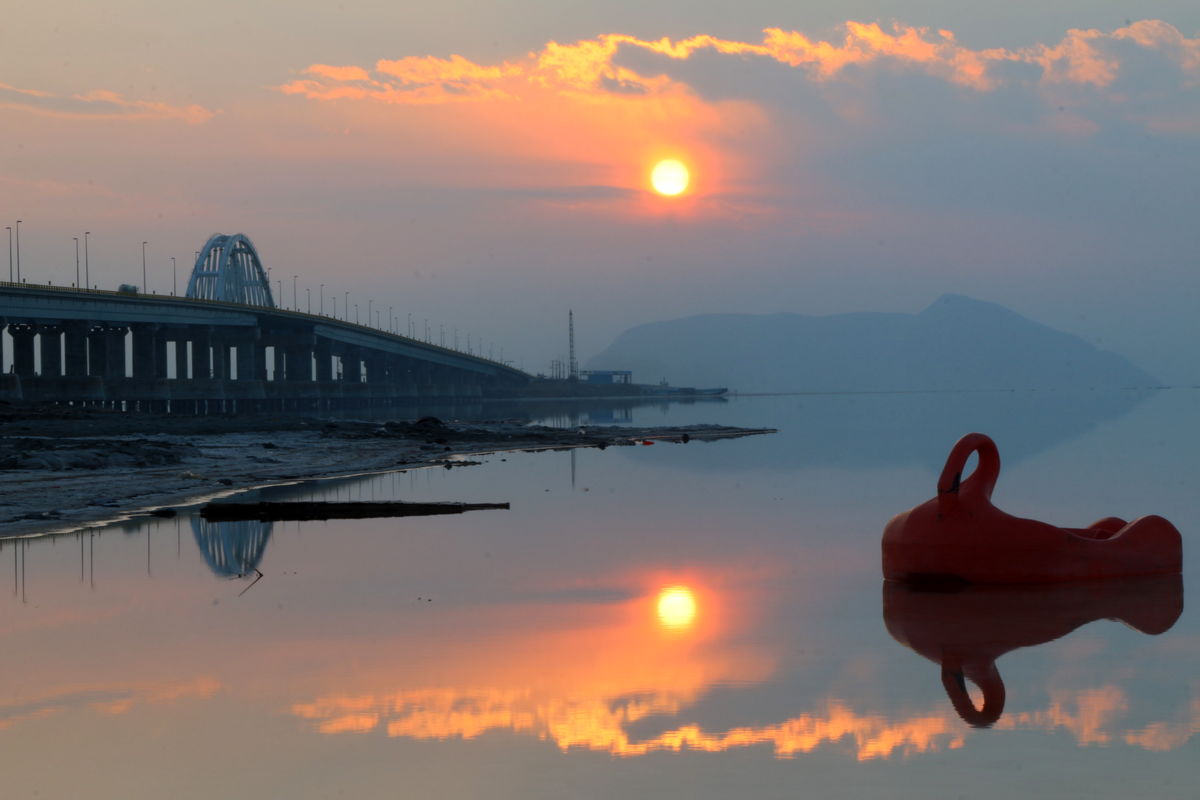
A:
<box><xmin>0</xmin><ymin>406</ymin><xmax>774</xmax><ymax>538</ymax></box>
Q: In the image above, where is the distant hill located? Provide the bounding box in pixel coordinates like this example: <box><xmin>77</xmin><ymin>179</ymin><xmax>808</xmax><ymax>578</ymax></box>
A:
<box><xmin>585</xmin><ymin>294</ymin><xmax>1156</xmax><ymax>392</ymax></box>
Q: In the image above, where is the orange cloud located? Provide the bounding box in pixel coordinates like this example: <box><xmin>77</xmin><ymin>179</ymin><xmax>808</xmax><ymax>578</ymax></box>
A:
<box><xmin>0</xmin><ymin>82</ymin><xmax>214</xmax><ymax>123</ymax></box>
<box><xmin>995</xmin><ymin>685</ymin><xmax>1129</xmax><ymax>745</ymax></box>
<box><xmin>279</xmin><ymin>20</ymin><xmax>1200</xmax><ymax>107</ymax></box>
<box><xmin>294</xmin><ymin>688</ymin><xmax>964</xmax><ymax>760</ymax></box>
<box><xmin>294</xmin><ymin>681</ymin><xmax>1197</xmax><ymax>760</ymax></box>
<box><xmin>0</xmin><ymin>676</ymin><xmax>221</xmax><ymax>731</ymax></box>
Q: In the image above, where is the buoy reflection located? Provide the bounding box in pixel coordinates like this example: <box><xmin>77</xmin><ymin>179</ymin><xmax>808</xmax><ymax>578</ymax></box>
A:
<box><xmin>656</xmin><ymin>586</ymin><xmax>697</xmax><ymax>630</ymax></box>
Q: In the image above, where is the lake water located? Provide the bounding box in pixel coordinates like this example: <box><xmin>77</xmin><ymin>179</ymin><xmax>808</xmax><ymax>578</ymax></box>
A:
<box><xmin>3</xmin><ymin>390</ymin><xmax>1199</xmax><ymax>798</ymax></box>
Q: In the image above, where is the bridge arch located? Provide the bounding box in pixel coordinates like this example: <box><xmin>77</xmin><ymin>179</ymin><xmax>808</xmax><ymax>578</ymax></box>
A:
<box><xmin>190</xmin><ymin>518</ymin><xmax>273</xmax><ymax>578</ymax></box>
<box><xmin>186</xmin><ymin>233</ymin><xmax>275</xmax><ymax>307</ymax></box>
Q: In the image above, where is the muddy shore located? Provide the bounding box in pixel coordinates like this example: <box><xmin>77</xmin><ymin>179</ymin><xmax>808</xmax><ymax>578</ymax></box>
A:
<box><xmin>0</xmin><ymin>406</ymin><xmax>774</xmax><ymax>538</ymax></box>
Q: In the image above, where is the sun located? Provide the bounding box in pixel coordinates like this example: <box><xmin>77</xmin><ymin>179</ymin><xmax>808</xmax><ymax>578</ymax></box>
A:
<box><xmin>650</xmin><ymin>159</ymin><xmax>690</xmax><ymax>196</ymax></box>
<box><xmin>656</xmin><ymin>586</ymin><xmax>697</xmax><ymax>630</ymax></box>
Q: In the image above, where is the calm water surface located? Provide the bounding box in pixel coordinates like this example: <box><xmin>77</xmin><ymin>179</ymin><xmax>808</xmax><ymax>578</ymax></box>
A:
<box><xmin>3</xmin><ymin>390</ymin><xmax>1199</xmax><ymax>798</ymax></box>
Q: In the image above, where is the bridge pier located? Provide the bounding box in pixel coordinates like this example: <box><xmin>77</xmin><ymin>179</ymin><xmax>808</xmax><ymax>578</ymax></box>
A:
<box><xmin>64</xmin><ymin>322</ymin><xmax>88</xmax><ymax>378</ymax></box>
<box><xmin>191</xmin><ymin>328</ymin><xmax>211</xmax><ymax>380</ymax></box>
<box><xmin>212</xmin><ymin>334</ymin><xmax>230</xmax><ymax>381</ymax></box>
<box><xmin>104</xmin><ymin>327</ymin><xmax>127</xmax><ymax>381</ymax></box>
<box><xmin>10</xmin><ymin>324</ymin><xmax>37</xmax><ymax>378</ymax></box>
<box><xmin>38</xmin><ymin>325</ymin><xmax>62</xmax><ymax>377</ymax></box>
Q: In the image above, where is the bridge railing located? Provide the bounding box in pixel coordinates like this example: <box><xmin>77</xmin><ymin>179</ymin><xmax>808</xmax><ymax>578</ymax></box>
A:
<box><xmin>0</xmin><ymin>279</ymin><xmax>527</xmax><ymax>376</ymax></box>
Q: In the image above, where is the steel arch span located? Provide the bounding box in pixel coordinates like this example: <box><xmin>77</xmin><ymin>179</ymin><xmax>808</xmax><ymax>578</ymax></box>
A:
<box><xmin>186</xmin><ymin>233</ymin><xmax>275</xmax><ymax>307</ymax></box>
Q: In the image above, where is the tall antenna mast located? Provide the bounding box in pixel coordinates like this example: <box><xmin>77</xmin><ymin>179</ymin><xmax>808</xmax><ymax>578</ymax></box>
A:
<box><xmin>568</xmin><ymin>309</ymin><xmax>578</xmax><ymax>381</ymax></box>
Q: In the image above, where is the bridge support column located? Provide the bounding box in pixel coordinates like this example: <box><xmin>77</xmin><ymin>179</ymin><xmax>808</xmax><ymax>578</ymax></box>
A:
<box><xmin>131</xmin><ymin>324</ymin><xmax>161</xmax><ymax>380</ymax></box>
<box><xmin>63</xmin><ymin>322</ymin><xmax>88</xmax><ymax>378</ymax></box>
<box><xmin>346</xmin><ymin>347</ymin><xmax>362</xmax><ymax>383</ymax></box>
<box><xmin>285</xmin><ymin>345</ymin><xmax>311</xmax><ymax>382</ymax></box>
<box><xmin>236</xmin><ymin>340</ymin><xmax>256</xmax><ymax>382</ymax></box>
<box><xmin>315</xmin><ymin>339</ymin><xmax>333</xmax><ymax>381</ymax></box>
<box><xmin>38</xmin><ymin>325</ymin><xmax>62</xmax><ymax>377</ymax></box>
<box><xmin>87</xmin><ymin>327</ymin><xmax>108</xmax><ymax>378</ymax></box>
<box><xmin>212</xmin><ymin>336</ymin><xmax>230</xmax><ymax>381</ymax></box>
<box><xmin>191</xmin><ymin>329</ymin><xmax>211</xmax><ymax>380</ymax></box>
<box><xmin>103</xmin><ymin>328</ymin><xmax>127</xmax><ymax>380</ymax></box>
<box><xmin>10</xmin><ymin>325</ymin><xmax>37</xmax><ymax>378</ymax></box>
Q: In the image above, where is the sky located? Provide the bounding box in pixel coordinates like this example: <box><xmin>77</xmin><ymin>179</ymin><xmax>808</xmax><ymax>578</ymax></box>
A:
<box><xmin>2</xmin><ymin>1</ymin><xmax>1198</xmax><ymax>380</ymax></box>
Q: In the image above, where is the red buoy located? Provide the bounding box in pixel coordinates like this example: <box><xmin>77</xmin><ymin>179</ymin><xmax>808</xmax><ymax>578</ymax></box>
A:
<box><xmin>882</xmin><ymin>433</ymin><xmax>1182</xmax><ymax>584</ymax></box>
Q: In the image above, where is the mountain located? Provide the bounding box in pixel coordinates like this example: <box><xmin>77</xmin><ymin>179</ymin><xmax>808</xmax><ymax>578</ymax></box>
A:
<box><xmin>585</xmin><ymin>294</ymin><xmax>1156</xmax><ymax>393</ymax></box>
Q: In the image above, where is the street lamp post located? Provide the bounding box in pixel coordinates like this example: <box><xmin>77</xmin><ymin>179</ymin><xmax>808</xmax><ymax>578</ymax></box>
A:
<box><xmin>307</xmin><ymin>287</ymin><xmax>311</xmax><ymax>313</ymax></box>
<box><xmin>319</xmin><ymin>284</ymin><xmax>324</xmax><ymax>315</ymax></box>
<box><xmin>344</xmin><ymin>291</ymin><xmax>349</xmax><ymax>321</ymax></box>
<box><xmin>292</xmin><ymin>275</ymin><xmax>298</xmax><ymax>310</ymax></box>
<box><xmin>354</xmin><ymin>304</ymin><xmax>359</xmax><ymax>324</ymax></box>
<box><xmin>14</xmin><ymin>220</ymin><xmax>21</xmax><ymax>282</ymax></box>
<box><xmin>171</xmin><ymin>257</ymin><xmax>176</xmax><ymax>295</ymax></box>
<box><xmin>74</xmin><ymin>237</ymin><xmax>80</xmax><ymax>288</ymax></box>
<box><xmin>141</xmin><ymin>241</ymin><xmax>148</xmax><ymax>293</ymax></box>
<box><xmin>408</xmin><ymin>312</ymin><xmax>412</xmax><ymax>338</ymax></box>
<box><xmin>368</xmin><ymin>299</ymin><xmax>372</xmax><ymax>328</ymax></box>
<box><xmin>5</xmin><ymin>226</ymin><xmax>11</xmax><ymax>282</ymax></box>
<box><xmin>84</xmin><ymin>232</ymin><xmax>90</xmax><ymax>288</ymax></box>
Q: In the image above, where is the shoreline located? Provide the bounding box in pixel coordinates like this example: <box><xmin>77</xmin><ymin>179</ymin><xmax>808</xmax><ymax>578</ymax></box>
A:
<box><xmin>0</xmin><ymin>413</ymin><xmax>774</xmax><ymax>539</ymax></box>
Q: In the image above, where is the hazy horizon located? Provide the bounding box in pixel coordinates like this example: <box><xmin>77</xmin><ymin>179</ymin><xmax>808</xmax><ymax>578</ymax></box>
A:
<box><xmin>4</xmin><ymin>2</ymin><xmax>1198</xmax><ymax>381</ymax></box>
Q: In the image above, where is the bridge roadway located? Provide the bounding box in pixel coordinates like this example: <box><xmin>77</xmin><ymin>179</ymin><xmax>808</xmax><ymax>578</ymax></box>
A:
<box><xmin>0</xmin><ymin>281</ymin><xmax>531</xmax><ymax>412</ymax></box>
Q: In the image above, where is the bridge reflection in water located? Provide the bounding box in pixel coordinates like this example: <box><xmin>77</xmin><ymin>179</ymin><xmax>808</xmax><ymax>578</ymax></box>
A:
<box><xmin>190</xmin><ymin>518</ymin><xmax>274</xmax><ymax>581</ymax></box>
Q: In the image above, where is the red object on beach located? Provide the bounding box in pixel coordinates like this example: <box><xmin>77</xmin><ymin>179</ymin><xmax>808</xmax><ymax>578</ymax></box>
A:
<box><xmin>882</xmin><ymin>433</ymin><xmax>1182</xmax><ymax>584</ymax></box>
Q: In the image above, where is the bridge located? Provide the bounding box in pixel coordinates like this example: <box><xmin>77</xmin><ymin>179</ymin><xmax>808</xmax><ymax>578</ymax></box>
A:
<box><xmin>0</xmin><ymin>233</ymin><xmax>530</xmax><ymax>412</ymax></box>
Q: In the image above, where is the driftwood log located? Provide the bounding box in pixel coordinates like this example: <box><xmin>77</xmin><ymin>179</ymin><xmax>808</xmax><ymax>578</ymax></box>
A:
<box><xmin>200</xmin><ymin>501</ymin><xmax>509</xmax><ymax>522</ymax></box>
